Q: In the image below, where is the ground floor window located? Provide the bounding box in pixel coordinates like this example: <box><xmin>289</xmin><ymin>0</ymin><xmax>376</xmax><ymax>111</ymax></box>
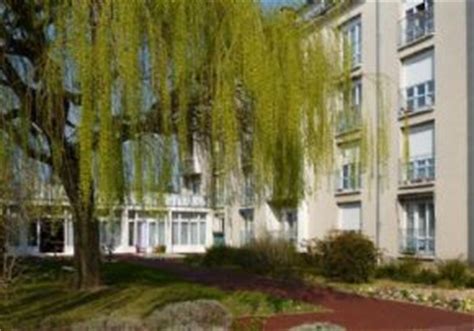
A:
<box><xmin>28</xmin><ymin>221</ymin><xmax>39</xmax><ymax>246</ymax></box>
<box><xmin>100</xmin><ymin>220</ymin><xmax>121</xmax><ymax>249</ymax></box>
<box><xmin>279</xmin><ymin>208</ymin><xmax>298</xmax><ymax>242</ymax></box>
<box><xmin>400</xmin><ymin>199</ymin><xmax>435</xmax><ymax>256</ymax></box>
<box><xmin>171</xmin><ymin>213</ymin><xmax>206</xmax><ymax>246</ymax></box>
<box><xmin>239</xmin><ymin>208</ymin><xmax>254</xmax><ymax>246</ymax></box>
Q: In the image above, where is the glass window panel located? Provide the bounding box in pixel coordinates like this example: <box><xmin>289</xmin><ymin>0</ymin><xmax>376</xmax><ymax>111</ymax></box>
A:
<box><xmin>172</xmin><ymin>222</ymin><xmax>179</xmax><ymax>245</ymax></box>
<box><xmin>199</xmin><ymin>221</ymin><xmax>206</xmax><ymax>245</ymax></box>
<box><xmin>428</xmin><ymin>203</ymin><xmax>435</xmax><ymax>237</ymax></box>
<box><xmin>149</xmin><ymin>222</ymin><xmax>157</xmax><ymax>247</ymax></box>
<box><xmin>190</xmin><ymin>223</ymin><xmax>198</xmax><ymax>245</ymax></box>
<box><xmin>158</xmin><ymin>222</ymin><xmax>166</xmax><ymax>246</ymax></box>
<box><xmin>128</xmin><ymin>222</ymin><xmax>135</xmax><ymax>246</ymax></box>
<box><xmin>181</xmin><ymin>222</ymin><xmax>189</xmax><ymax>245</ymax></box>
<box><xmin>28</xmin><ymin>221</ymin><xmax>38</xmax><ymax>246</ymax></box>
<box><xmin>112</xmin><ymin>221</ymin><xmax>121</xmax><ymax>247</ymax></box>
<box><xmin>417</xmin><ymin>83</ymin><xmax>425</xmax><ymax>95</ymax></box>
<box><xmin>418</xmin><ymin>204</ymin><xmax>427</xmax><ymax>236</ymax></box>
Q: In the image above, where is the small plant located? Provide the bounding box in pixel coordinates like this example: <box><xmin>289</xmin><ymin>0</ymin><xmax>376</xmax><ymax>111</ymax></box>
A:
<box><xmin>437</xmin><ymin>259</ymin><xmax>469</xmax><ymax>288</ymax></box>
<box><xmin>414</xmin><ymin>267</ymin><xmax>439</xmax><ymax>285</ymax></box>
<box><xmin>314</xmin><ymin>231</ymin><xmax>378</xmax><ymax>283</ymax></box>
<box><xmin>394</xmin><ymin>258</ymin><xmax>421</xmax><ymax>282</ymax></box>
<box><xmin>153</xmin><ymin>245</ymin><xmax>166</xmax><ymax>254</ymax></box>
<box><xmin>145</xmin><ymin>300</ymin><xmax>232</xmax><ymax>330</ymax></box>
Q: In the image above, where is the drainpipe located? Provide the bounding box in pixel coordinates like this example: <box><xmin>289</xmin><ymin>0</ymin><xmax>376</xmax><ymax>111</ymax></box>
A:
<box><xmin>375</xmin><ymin>0</ymin><xmax>381</xmax><ymax>248</ymax></box>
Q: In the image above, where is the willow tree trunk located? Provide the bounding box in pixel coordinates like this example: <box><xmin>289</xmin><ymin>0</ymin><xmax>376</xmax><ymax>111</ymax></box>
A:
<box><xmin>59</xmin><ymin>154</ymin><xmax>101</xmax><ymax>290</ymax></box>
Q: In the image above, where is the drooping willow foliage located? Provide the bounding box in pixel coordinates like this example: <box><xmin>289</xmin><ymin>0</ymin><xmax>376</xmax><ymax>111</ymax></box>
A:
<box><xmin>0</xmin><ymin>0</ymin><xmax>379</xmax><ymax>208</ymax></box>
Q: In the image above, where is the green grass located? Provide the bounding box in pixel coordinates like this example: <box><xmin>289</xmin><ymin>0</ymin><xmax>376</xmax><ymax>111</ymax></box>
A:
<box><xmin>0</xmin><ymin>259</ymin><xmax>322</xmax><ymax>330</ymax></box>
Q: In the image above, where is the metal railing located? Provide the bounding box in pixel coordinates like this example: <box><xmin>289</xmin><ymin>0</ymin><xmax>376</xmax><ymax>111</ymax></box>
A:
<box><xmin>335</xmin><ymin>163</ymin><xmax>361</xmax><ymax>192</ymax></box>
<box><xmin>399</xmin><ymin>9</ymin><xmax>434</xmax><ymax>47</ymax></box>
<box><xmin>400</xmin><ymin>155</ymin><xmax>435</xmax><ymax>185</ymax></box>
<box><xmin>165</xmin><ymin>194</ymin><xmax>208</xmax><ymax>208</ymax></box>
<box><xmin>399</xmin><ymin>230</ymin><xmax>435</xmax><ymax>256</ymax></box>
<box><xmin>336</xmin><ymin>106</ymin><xmax>362</xmax><ymax>134</ymax></box>
<box><xmin>399</xmin><ymin>80</ymin><xmax>435</xmax><ymax>115</ymax></box>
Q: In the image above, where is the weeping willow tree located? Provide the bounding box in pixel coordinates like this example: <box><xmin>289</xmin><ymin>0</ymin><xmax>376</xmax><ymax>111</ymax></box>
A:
<box><xmin>0</xmin><ymin>0</ymin><xmax>371</xmax><ymax>289</ymax></box>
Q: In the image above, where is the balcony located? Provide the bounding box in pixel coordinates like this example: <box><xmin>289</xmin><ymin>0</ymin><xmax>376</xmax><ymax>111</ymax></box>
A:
<box><xmin>399</xmin><ymin>155</ymin><xmax>435</xmax><ymax>186</ymax></box>
<box><xmin>182</xmin><ymin>155</ymin><xmax>201</xmax><ymax>175</ymax></box>
<box><xmin>335</xmin><ymin>163</ymin><xmax>361</xmax><ymax>193</ymax></box>
<box><xmin>336</xmin><ymin>106</ymin><xmax>362</xmax><ymax>134</ymax></box>
<box><xmin>399</xmin><ymin>9</ymin><xmax>434</xmax><ymax>48</ymax></box>
<box><xmin>399</xmin><ymin>231</ymin><xmax>435</xmax><ymax>257</ymax></box>
<box><xmin>399</xmin><ymin>80</ymin><xmax>435</xmax><ymax>116</ymax></box>
<box><xmin>165</xmin><ymin>194</ymin><xmax>208</xmax><ymax>208</ymax></box>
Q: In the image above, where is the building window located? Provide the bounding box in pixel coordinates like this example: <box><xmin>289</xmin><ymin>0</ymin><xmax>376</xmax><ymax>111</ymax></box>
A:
<box><xmin>336</xmin><ymin>145</ymin><xmax>361</xmax><ymax>192</ymax></box>
<box><xmin>158</xmin><ymin>221</ymin><xmax>166</xmax><ymax>246</ymax></box>
<box><xmin>338</xmin><ymin>202</ymin><xmax>362</xmax><ymax>231</ymax></box>
<box><xmin>149</xmin><ymin>222</ymin><xmax>157</xmax><ymax>247</ymax></box>
<box><xmin>128</xmin><ymin>221</ymin><xmax>135</xmax><ymax>246</ymax></box>
<box><xmin>400</xmin><ymin>199</ymin><xmax>435</xmax><ymax>256</ymax></box>
<box><xmin>400</xmin><ymin>0</ymin><xmax>434</xmax><ymax>46</ymax></box>
<box><xmin>171</xmin><ymin>213</ymin><xmax>206</xmax><ymax>246</ymax></box>
<box><xmin>240</xmin><ymin>209</ymin><xmax>254</xmax><ymax>246</ymax></box>
<box><xmin>28</xmin><ymin>221</ymin><xmax>38</xmax><ymax>247</ymax></box>
<box><xmin>342</xmin><ymin>17</ymin><xmax>362</xmax><ymax>68</ymax></box>
<box><xmin>338</xmin><ymin>79</ymin><xmax>362</xmax><ymax>134</ymax></box>
<box><xmin>280</xmin><ymin>209</ymin><xmax>298</xmax><ymax>243</ymax></box>
<box><xmin>401</xmin><ymin>50</ymin><xmax>435</xmax><ymax>114</ymax></box>
<box><xmin>184</xmin><ymin>175</ymin><xmax>201</xmax><ymax>195</ymax></box>
<box><xmin>401</xmin><ymin>123</ymin><xmax>435</xmax><ymax>184</ymax></box>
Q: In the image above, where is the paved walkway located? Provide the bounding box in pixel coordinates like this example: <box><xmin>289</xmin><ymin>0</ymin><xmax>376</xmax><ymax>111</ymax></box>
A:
<box><xmin>122</xmin><ymin>256</ymin><xmax>474</xmax><ymax>331</ymax></box>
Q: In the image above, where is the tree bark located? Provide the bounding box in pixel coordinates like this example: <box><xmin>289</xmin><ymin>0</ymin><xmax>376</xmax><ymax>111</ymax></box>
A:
<box><xmin>59</xmin><ymin>153</ymin><xmax>101</xmax><ymax>290</ymax></box>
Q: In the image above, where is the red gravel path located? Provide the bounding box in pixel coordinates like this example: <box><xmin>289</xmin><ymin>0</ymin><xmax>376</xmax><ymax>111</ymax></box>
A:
<box><xmin>122</xmin><ymin>256</ymin><xmax>474</xmax><ymax>330</ymax></box>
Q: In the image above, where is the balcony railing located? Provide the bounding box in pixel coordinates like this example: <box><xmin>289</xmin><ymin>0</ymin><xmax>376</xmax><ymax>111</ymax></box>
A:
<box><xmin>335</xmin><ymin>163</ymin><xmax>361</xmax><ymax>193</ymax></box>
<box><xmin>399</xmin><ymin>155</ymin><xmax>435</xmax><ymax>185</ymax></box>
<box><xmin>165</xmin><ymin>194</ymin><xmax>208</xmax><ymax>208</ymax></box>
<box><xmin>399</xmin><ymin>230</ymin><xmax>435</xmax><ymax>256</ymax></box>
<box><xmin>399</xmin><ymin>9</ymin><xmax>434</xmax><ymax>47</ymax></box>
<box><xmin>399</xmin><ymin>80</ymin><xmax>435</xmax><ymax>116</ymax></box>
<box><xmin>336</xmin><ymin>106</ymin><xmax>362</xmax><ymax>134</ymax></box>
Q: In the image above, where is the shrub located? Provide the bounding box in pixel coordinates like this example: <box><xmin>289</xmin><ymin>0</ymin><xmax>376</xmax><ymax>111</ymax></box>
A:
<box><xmin>202</xmin><ymin>246</ymin><xmax>240</xmax><ymax>267</ymax></box>
<box><xmin>393</xmin><ymin>258</ymin><xmax>421</xmax><ymax>282</ymax></box>
<box><xmin>241</xmin><ymin>235</ymin><xmax>302</xmax><ymax>279</ymax></box>
<box><xmin>145</xmin><ymin>300</ymin><xmax>232</xmax><ymax>331</ymax></box>
<box><xmin>437</xmin><ymin>259</ymin><xmax>469</xmax><ymax>288</ymax></box>
<box><xmin>314</xmin><ymin>231</ymin><xmax>378</xmax><ymax>283</ymax></box>
<box><xmin>414</xmin><ymin>268</ymin><xmax>439</xmax><ymax>285</ymax></box>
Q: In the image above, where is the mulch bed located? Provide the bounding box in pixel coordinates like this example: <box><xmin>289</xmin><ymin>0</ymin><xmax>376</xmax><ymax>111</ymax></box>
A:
<box><xmin>121</xmin><ymin>256</ymin><xmax>474</xmax><ymax>330</ymax></box>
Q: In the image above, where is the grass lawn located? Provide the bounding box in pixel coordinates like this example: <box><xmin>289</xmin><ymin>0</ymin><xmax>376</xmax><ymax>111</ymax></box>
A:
<box><xmin>0</xmin><ymin>259</ymin><xmax>323</xmax><ymax>330</ymax></box>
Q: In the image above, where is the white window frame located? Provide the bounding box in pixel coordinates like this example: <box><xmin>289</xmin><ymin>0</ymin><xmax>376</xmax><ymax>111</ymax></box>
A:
<box><xmin>401</xmin><ymin>199</ymin><xmax>435</xmax><ymax>256</ymax></box>
<box><xmin>342</xmin><ymin>17</ymin><xmax>362</xmax><ymax>68</ymax></box>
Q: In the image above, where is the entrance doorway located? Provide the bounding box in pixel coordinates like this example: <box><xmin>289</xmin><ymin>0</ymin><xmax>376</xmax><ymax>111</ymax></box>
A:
<box><xmin>39</xmin><ymin>219</ymin><xmax>64</xmax><ymax>253</ymax></box>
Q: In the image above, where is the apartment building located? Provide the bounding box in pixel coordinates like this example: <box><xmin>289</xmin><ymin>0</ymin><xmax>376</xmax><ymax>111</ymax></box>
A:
<box><xmin>226</xmin><ymin>0</ymin><xmax>474</xmax><ymax>262</ymax></box>
<box><xmin>9</xmin><ymin>0</ymin><xmax>474</xmax><ymax>262</ymax></box>
<box><xmin>7</xmin><ymin>143</ymin><xmax>222</xmax><ymax>256</ymax></box>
